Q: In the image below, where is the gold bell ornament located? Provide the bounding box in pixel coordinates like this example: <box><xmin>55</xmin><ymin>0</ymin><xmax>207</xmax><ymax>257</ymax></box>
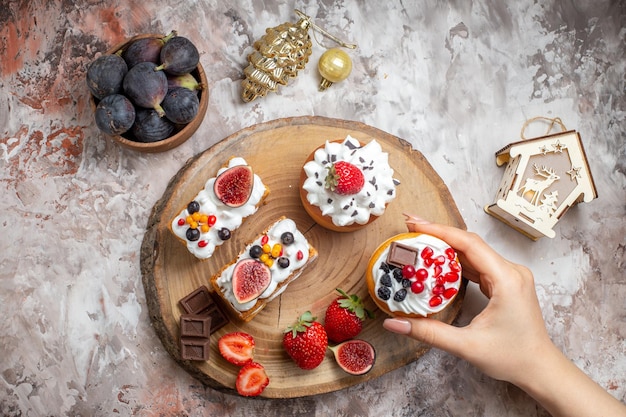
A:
<box><xmin>241</xmin><ymin>9</ymin><xmax>357</xmax><ymax>102</ymax></box>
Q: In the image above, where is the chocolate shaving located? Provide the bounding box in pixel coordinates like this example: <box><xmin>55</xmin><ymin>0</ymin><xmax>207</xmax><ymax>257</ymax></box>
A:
<box><xmin>345</xmin><ymin>141</ymin><xmax>358</xmax><ymax>150</ymax></box>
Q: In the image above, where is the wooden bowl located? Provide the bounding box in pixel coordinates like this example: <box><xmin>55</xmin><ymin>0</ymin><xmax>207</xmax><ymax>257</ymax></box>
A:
<box><xmin>90</xmin><ymin>33</ymin><xmax>209</xmax><ymax>153</ymax></box>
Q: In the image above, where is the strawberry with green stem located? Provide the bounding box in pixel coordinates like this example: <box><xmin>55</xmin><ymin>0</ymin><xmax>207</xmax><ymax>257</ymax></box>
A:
<box><xmin>324</xmin><ymin>288</ymin><xmax>374</xmax><ymax>343</ymax></box>
<box><xmin>325</xmin><ymin>161</ymin><xmax>365</xmax><ymax>195</ymax></box>
<box><xmin>282</xmin><ymin>311</ymin><xmax>328</xmax><ymax>370</ymax></box>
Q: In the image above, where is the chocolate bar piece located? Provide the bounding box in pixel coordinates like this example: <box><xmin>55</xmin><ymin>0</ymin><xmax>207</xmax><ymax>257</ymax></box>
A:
<box><xmin>386</xmin><ymin>241</ymin><xmax>419</xmax><ymax>268</ymax></box>
<box><xmin>180</xmin><ymin>314</ymin><xmax>211</xmax><ymax>339</ymax></box>
<box><xmin>180</xmin><ymin>337</ymin><xmax>210</xmax><ymax>361</ymax></box>
<box><xmin>179</xmin><ymin>285</ymin><xmax>229</xmax><ymax>332</ymax></box>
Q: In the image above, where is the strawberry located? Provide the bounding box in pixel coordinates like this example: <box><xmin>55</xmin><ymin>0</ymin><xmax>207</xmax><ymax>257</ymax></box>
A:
<box><xmin>325</xmin><ymin>161</ymin><xmax>365</xmax><ymax>195</ymax></box>
<box><xmin>282</xmin><ymin>311</ymin><xmax>328</xmax><ymax>370</ymax></box>
<box><xmin>324</xmin><ymin>288</ymin><xmax>374</xmax><ymax>343</ymax></box>
<box><xmin>218</xmin><ymin>332</ymin><xmax>255</xmax><ymax>366</ymax></box>
<box><xmin>235</xmin><ymin>361</ymin><xmax>269</xmax><ymax>397</ymax></box>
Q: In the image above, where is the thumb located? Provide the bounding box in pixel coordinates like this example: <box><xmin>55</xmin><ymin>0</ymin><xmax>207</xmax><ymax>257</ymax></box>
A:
<box><xmin>383</xmin><ymin>317</ymin><xmax>467</xmax><ymax>358</ymax></box>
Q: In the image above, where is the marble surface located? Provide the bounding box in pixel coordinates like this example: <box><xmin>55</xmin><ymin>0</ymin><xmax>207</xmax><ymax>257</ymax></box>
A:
<box><xmin>1</xmin><ymin>0</ymin><xmax>624</xmax><ymax>415</ymax></box>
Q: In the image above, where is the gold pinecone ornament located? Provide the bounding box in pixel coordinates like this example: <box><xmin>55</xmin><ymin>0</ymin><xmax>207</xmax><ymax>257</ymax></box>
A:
<box><xmin>241</xmin><ymin>16</ymin><xmax>313</xmax><ymax>102</ymax></box>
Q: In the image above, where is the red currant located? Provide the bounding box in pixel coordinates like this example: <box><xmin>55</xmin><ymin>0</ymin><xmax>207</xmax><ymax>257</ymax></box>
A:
<box><xmin>416</xmin><ymin>268</ymin><xmax>428</xmax><ymax>280</ymax></box>
<box><xmin>402</xmin><ymin>264</ymin><xmax>416</xmax><ymax>278</ymax></box>
<box><xmin>177</xmin><ymin>218</ymin><xmax>186</xmax><ymax>226</ymax></box>
<box><xmin>429</xmin><ymin>296</ymin><xmax>442</xmax><ymax>307</ymax></box>
<box><xmin>443</xmin><ymin>288</ymin><xmax>458</xmax><ymax>299</ymax></box>
<box><xmin>411</xmin><ymin>281</ymin><xmax>425</xmax><ymax>294</ymax></box>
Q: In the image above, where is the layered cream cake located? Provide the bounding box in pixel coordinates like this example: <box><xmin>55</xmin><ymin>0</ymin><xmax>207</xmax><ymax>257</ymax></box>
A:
<box><xmin>211</xmin><ymin>217</ymin><xmax>317</xmax><ymax>322</ymax></box>
<box><xmin>170</xmin><ymin>157</ymin><xmax>269</xmax><ymax>260</ymax></box>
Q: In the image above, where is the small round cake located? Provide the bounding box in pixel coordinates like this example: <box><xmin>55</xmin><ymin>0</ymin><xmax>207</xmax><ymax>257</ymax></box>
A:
<box><xmin>366</xmin><ymin>233</ymin><xmax>462</xmax><ymax>317</ymax></box>
<box><xmin>299</xmin><ymin>136</ymin><xmax>399</xmax><ymax>232</ymax></box>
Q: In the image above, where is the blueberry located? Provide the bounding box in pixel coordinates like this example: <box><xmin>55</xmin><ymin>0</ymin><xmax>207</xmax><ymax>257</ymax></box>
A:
<box><xmin>217</xmin><ymin>228</ymin><xmax>231</xmax><ymax>241</ymax></box>
<box><xmin>401</xmin><ymin>279</ymin><xmax>411</xmax><ymax>288</ymax></box>
<box><xmin>380</xmin><ymin>273</ymin><xmax>393</xmax><ymax>287</ymax></box>
<box><xmin>187</xmin><ymin>200</ymin><xmax>200</xmax><ymax>214</ymax></box>
<box><xmin>186</xmin><ymin>228</ymin><xmax>200</xmax><ymax>241</ymax></box>
<box><xmin>393</xmin><ymin>269</ymin><xmax>403</xmax><ymax>282</ymax></box>
<box><xmin>249</xmin><ymin>245</ymin><xmax>263</xmax><ymax>258</ymax></box>
<box><xmin>377</xmin><ymin>286</ymin><xmax>391</xmax><ymax>301</ymax></box>
<box><xmin>379</xmin><ymin>262</ymin><xmax>391</xmax><ymax>273</ymax></box>
<box><xmin>393</xmin><ymin>289</ymin><xmax>407</xmax><ymax>302</ymax></box>
<box><xmin>281</xmin><ymin>232</ymin><xmax>295</xmax><ymax>245</ymax></box>
<box><xmin>277</xmin><ymin>257</ymin><xmax>290</xmax><ymax>268</ymax></box>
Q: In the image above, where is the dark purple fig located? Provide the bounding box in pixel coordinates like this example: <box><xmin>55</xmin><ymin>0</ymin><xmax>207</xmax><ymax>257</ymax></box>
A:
<box><xmin>94</xmin><ymin>94</ymin><xmax>135</xmax><ymax>135</ymax></box>
<box><xmin>130</xmin><ymin>108</ymin><xmax>175</xmax><ymax>143</ymax></box>
<box><xmin>329</xmin><ymin>340</ymin><xmax>376</xmax><ymax>376</ymax></box>
<box><xmin>121</xmin><ymin>31</ymin><xmax>176</xmax><ymax>68</ymax></box>
<box><xmin>155</xmin><ymin>36</ymin><xmax>199</xmax><ymax>75</ymax></box>
<box><xmin>231</xmin><ymin>259</ymin><xmax>271</xmax><ymax>304</ymax></box>
<box><xmin>86</xmin><ymin>54</ymin><xmax>128</xmax><ymax>99</ymax></box>
<box><xmin>213</xmin><ymin>165</ymin><xmax>254</xmax><ymax>208</ymax></box>
<box><xmin>162</xmin><ymin>87</ymin><xmax>199</xmax><ymax>124</ymax></box>
<box><xmin>122</xmin><ymin>61</ymin><xmax>168</xmax><ymax>116</ymax></box>
<box><xmin>167</xmin><ymin>72</ymin><xmax>203</xmax><ymax>92</ymax></box>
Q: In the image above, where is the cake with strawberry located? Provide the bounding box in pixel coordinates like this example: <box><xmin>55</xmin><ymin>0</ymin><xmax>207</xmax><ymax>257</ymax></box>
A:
<box><xmin>170</xmin><ymin>157</ymin><xmax>269</xmax><ymax>260</ymax></box>
<box><xmin>299</xmin><ymin>136</ymin><xmax>399</xmax><ymax>232</ymax></box>
<box><xmin>366</xmin><ymin>233</ymin><xmax>462</xmax><ymax>317</ymax></box>
<box><xmin>210</xmin><ymin>217</ymin><xmax>317</xmax><ymax>322</ymax></box>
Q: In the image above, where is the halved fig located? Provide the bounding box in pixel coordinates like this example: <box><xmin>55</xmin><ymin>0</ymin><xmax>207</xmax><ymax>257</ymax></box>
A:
<box><xmin>329</xmin><ymin>339</ymin><xmax>376</xmax><ymax>376</ymax></box>
<box><xmin>232</xmin><ymin>259</ymin><xmax>271</xmax><ymax>304</ymax></box>
<box><xmin>214</xmin><ymin>165</ymin><xmax>254</xmax><ymax>208</ymax></box>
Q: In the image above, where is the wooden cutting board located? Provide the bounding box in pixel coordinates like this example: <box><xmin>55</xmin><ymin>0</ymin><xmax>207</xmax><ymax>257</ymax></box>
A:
<box><xmin>140</xmin><ymin>116</ymin><xmax>467</xmax><ymax>398</ymax></box>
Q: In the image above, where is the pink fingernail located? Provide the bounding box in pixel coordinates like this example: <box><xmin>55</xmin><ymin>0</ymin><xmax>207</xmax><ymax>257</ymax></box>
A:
<box><xmin>402</xmin><ymin>213</ymin><xmax>431</xmax><ymax>225</ymax></box>
<box><xmin>383</xmin><ymin>318</ymin><xmax>412</xmax><ymax>334</ymax></box>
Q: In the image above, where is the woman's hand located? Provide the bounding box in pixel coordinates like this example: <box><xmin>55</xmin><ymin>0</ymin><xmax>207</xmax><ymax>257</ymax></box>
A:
<box><xmin>382</xmin><ymin>214</ymin><xmax>626</xmax><ymax>417</ymax></box>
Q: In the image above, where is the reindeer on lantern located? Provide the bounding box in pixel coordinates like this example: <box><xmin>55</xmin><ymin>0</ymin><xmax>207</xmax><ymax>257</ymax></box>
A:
<box><xmin>517</xmin><ymin>164</ymin><xmax>560</xmax><ymax>206</ymax></box>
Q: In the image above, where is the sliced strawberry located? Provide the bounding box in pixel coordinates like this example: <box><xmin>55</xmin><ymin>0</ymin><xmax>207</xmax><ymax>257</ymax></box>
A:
<box><xmin>236</xmin><ymin>362</ymin><xmax>269</xmax><ymax>397</ymax></box>
<box><xmin>218</xmin><ymin>332</ymin><xmax>255</xmax><ymax>366</ymax></box>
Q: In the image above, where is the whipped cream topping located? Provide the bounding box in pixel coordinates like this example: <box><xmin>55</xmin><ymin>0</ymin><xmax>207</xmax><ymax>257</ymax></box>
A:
<box><xmin>171</xmin><ymin>157</ymin><xmax>267</xmax><ymax>259</ymax></box>
<box><xmin>302</xmin><ymin>136</ymin><xmax>398</xmax><ymax>227</ymax></box>
<box><xmin>215</xmin><ymin>218</ymin><xmax>313</xmax><ymax>312</ymax></box>
<box><xmin>371</xmin><ymin>234</ymin><xmax>462</xmax><ymax>316</ymax></box>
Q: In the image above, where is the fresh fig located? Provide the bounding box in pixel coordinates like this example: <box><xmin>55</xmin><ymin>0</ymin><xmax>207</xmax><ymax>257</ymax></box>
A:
<box><xmin>156</xmin><ymin>35</ymin><xmax>199</xmax><ymax>75</ymax></box>
<box><xmin>86</xmin><ymin>53</ymin><xmax>128</xmax><ymax>99</ymax></box>
<box><xmin>232</xmin><ymin>259</ymin><xmax>271</xmax><ymax>304</ymax></box>
<box><xmin>122</xmin><ymin>31</ymin><xmax>176</xmax><ymax>68</ymax></box>
<box><xmin>122</xmin><ymin>61</ymin><xmax>168</xmax><ymax>116</ymax></box>
<box><xmin>130</xmin><ymin>108</ymin><xmax>175</xmax><ymax>143</ymax></box>
<box><xmin>94</xmin><ymin>94</ymin><xmax>135</xmax><ymax>135</ymax></box>
<box><xmin>167</xmin><ymin>72</ymin><xmax>203</xmax><ymax>92</ymax></box>
<box><xmin>214</xmin><ymin>165</ymin><xmax>254</xmax><ymax>208</ymax></box>
<box><xmin>329</xmin><ymin>339</ymin><xmax>376</xmax><ymax>376</ymax></box>
<box><xmin>162</xmin><ymin>87</ymin><xmax>199</xmax><ymax>124</ymax></box>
